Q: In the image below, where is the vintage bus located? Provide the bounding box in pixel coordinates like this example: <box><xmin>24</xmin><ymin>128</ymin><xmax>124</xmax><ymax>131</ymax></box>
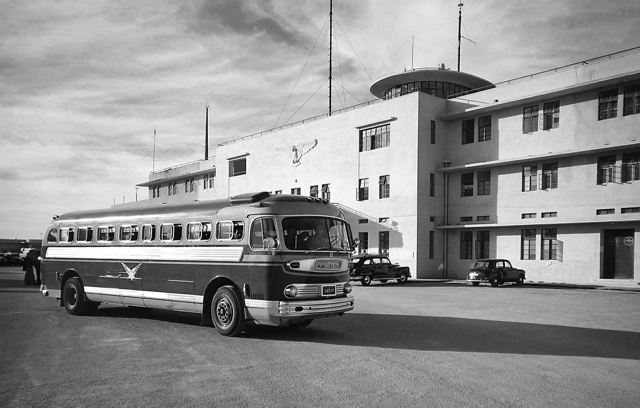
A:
<box><xmin>40</xmin><ymin>192</ymin><xmax>355</xmax><ymax>336</ymax></box>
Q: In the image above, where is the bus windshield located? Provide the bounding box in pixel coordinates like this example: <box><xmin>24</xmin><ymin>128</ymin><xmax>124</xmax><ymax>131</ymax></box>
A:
<box><xmin>282</xmin><ymin>217</ymin><xmax>351</xmax><ymax>252</ymax></box>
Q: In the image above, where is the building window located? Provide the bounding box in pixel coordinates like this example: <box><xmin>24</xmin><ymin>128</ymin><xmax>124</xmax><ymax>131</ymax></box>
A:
<box><xmin>543</xmin><ymin>101</ymin><xmax>560</xmax><ymax>130</ymax></box>
<box><xmin>379</xmin><ymin>231</ymin><xmax>389</xmax><ymax>254</ymax></box>
<box><xmin>229</xmin><ymin>157</ymin><xmax>247</xmax><ymax>177</ymax></box>
<box><xmin>310</xmin><ymin>185</ymin><xmax>318</xmax><ymax>198</ymax></box>
<box><xmin>203</xmin><ymin>172</ymin><xmax>215</xmax><ymax>189</ymax></box>
<box><xmin>597</xmin><ymin>155</ymin><xmax>616</xmax><ymax>184</ymax></box>
<box><xmin>623</xmin><ymin>84</ymin><xmax>640</xmax><ymax>116</ymax></box>
<box><xmin>430</xmin><ymin>173</ymin><xmax>435</xmax><ymax>197</ymax></box>
<box><xmin>521</xmin><ymin>213</ymin><xmax>537</xmax><ymax>219</ymax></box>
<box><xmin>596</xmin><ymin>209</ymin><xmax>615</xmax><ymax>215</ymax></box>
<box><xmin>621</xmin><ymin>207</ymin><xmax>640</xmax><ymax>213</ymax></box>
<box><xmin>321</xmin><ymin>184</ymin><xmax>330</xmax><ymax>201</ymax></box>
<box><xmin>523</xmin><ymin>105</ymin><xmax>539</xmax><ymax>133</ymax></box>
<box><xmin>622</xmin><ymin>152</ymin><xmax>640</xmax><ymax>182</ymax></box>
<box><xmin>429</xmin><ymin>231</ymin><xmax>434</xmax><ymax>259</ymax></box>
<box><xmin>359</xmin><ymin>124</ymin><xmax>390</xmax><ymax>152</ymax></box>
<box><xmin>291</xmin><ymin>187</ymin><xmax>300</xmax><ymax>195</ymax></box>
<box><xmin>541</xmin><ymin>212</ymin><xmax>557</xmax><ymax>218</ymax></box>
<box><xmin>521</xmin><ymin>229</ymin><xmax>536</xmax><ymax>260</ymax></box>
<box><xmin>476</xmin><ymin>231</ymin><xmax>490</xmax><ymax>259</ymax></box>
<box><xmin>274</xmin><ymin>190</ymin><xmax>282</xmax><ymax>195</ymax></box>
<box><xmin>184</xmin><ymin>178</ymin><xmax>194</xmax><ymax>193</ymax></box>
<box><xmin>477</xmin><ymin>171</ymin><xmax>491</xmax><ymax>196</ymax></box>
<box><xmin>462</xmin><ymin>119</ymin><xmax>474</xmax><ymax>144</ymax></box>
<box><xmin>541</xmin><ymin>228</ymin><xmax>558</xmax><ymax>260</ymax></box>
<box><xmin>460</xmin><ymin>231</ymin><xmax>473</xmax><ymax>259</ymax></box>
<box><xmin>430</xmin><ymin>120</ymin><xmax>436</xmax><ymax>144</ymax></box>
<box><xmin>478</xmin><ymin>115</ymin><xmax>491</xmax><ymax>141</ymax></box>
<box><xmin>598</xmin><ymin>89</ymin><xmax>618</xmax><ymax>120</ymax></box>
<box><xmin>168</xmin><ymin>181</ymin><xmax>178</xmax><ymax>196</ymax></box>
<box><xmin>460</xmin><ymin>216</ymin><xmax>472</xmax><ymax>222</ymax></box>
<box><xmin>357</xmin><ymin>178</ymin><xmax>369</xmax><ymax>201</ymax></box>
<box><xmin>461</xmin><ymin>173</ymin><xmax>473</xmax><ymax>197</ymax></box>
<box><xmin>541</xmin><ymin>163</ymin><xmax>558</xmax><ymax>190</ymax></box>
<box><xmin>477</xmin><ymin>215</ymin><xmax>490</xmax><ymax>221</ymax></box>
<box><xmin>522</xmin><ymin>165</ymin><xmax>538</xmax><ymax>192</ymax></box>
<box><xmin>151</xmin><ymin>185</ymin><xmax>159</xmax><ymax>198</ymax></box>
<box><xmin>379</xmin><ymin>175</ymin><xmax>390</xmax><ymax>199</ymax></box>
<box><xmin>358</xmin><ymin>232</ymin><xmax>368</xmax><ymax>254</ymax></box>
<box><xmin>358</xmin><ymin>219</ymin><xmax>369</xmax><ymax>224</ymax></box>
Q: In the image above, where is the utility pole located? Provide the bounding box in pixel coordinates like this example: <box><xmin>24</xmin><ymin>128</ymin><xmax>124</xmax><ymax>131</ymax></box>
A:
<box><xmin>205</xmin><ymin>104</ymin><xmax>209</xmax><ymax>160</ymax></box>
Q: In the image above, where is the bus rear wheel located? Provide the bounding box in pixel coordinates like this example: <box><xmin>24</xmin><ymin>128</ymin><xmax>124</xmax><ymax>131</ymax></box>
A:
<box><xmin>212</xmin><ymin>286</ymin><xmax>245</xmax><ymax>337</ymax></box>
<box><xmin>62</xmin><ymin>277</ymin><xmax>91</xmax><ymax>316</ymax></box>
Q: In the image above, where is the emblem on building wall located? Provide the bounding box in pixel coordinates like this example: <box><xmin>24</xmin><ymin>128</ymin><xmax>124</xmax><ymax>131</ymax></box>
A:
<box><xmin>276</xmin><ymin>139</ymin><xmax>318</xmax><ymax>167</ymax></box>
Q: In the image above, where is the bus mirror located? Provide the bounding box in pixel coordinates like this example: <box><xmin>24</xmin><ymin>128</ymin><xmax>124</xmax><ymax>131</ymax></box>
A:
<box><xmin>351</xmin><ymin>237</ymin><xmax>359</xmax><ymax>251</ymax></box>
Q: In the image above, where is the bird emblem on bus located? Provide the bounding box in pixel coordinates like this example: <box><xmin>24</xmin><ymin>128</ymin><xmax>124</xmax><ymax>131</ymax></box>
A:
<box><xmin>276</xmin><ymin>138</ymin><xmax>318</xmax><ymax>167</ymax></box>
<box><xmin>120</xmin><ymin>262</ymin><xmax>142</xmax><ymax>281</ymax></box>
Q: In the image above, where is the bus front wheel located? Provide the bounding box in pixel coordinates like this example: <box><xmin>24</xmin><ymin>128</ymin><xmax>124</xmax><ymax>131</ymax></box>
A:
<box><xmin>212</xmin><ymin>286</ymin><xmax>246</xmax><ymax>337</ymax></box>
<box><xmin>62</xmin><ymin>277</ymin><xmax>91</xmax><ymax>316</ymax></box>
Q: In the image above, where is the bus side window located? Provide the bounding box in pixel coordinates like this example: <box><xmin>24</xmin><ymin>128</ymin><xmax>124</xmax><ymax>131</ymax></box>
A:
<box><xmin>251</xmin><ymin>218</ymin><xmax>278</xmax><ymax>249</ymax></box>
<box><xmin>161</xmin><ymin>224</ymin><xmax>174</xmax><ymax>241</ymax></box>
<box><xmin>47</xmin><ymin>228</ymin><xmax>58</xmax><ymax>243</ymax></box>
<box><xmin>142</xmin><ymin>224</ymin><xmax>156</xmax><ymax>242</ymax></box>
<box><xmin>97</xmin><ymin>226</ymin><xmax>115</xmax><ymax>242</ymax></box>
<box><xmin>250</xmin><ymin>219</ymin><xmax>264</xmax><ymax>248</ymax></box>
<box><xmin>217</xmin><ymin>221</ymin><xmax>244</xmax><ymax>240</ymax></box>
<box><xmin>201</xmin><ymin>222</ymin><xmax>212</xmax><ymax>241</ymax></box>
<box><xmin>187</xmin><ymin>222</ymin><xmax>202</xmax><ymax>241</ymax></box>
<box><xmin>59</xmin><ymin>227</ymin><xmax>74</xmax><ymax>243</ymax></box>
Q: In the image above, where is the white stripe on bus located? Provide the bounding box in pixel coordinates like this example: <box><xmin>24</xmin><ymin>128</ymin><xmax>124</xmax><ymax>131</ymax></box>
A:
<box><xmin>46</xmin><ymin>246</ymin><xmax>244</xmax><ymax>262</ymax></box>
<box><xmin>85</xmin><ymin>286</ymin><xmax>203</xmax><ymax>304</ymax></box>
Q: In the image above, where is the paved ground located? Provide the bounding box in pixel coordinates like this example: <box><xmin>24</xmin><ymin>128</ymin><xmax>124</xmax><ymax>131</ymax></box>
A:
<box><xmin>1</xmin><ymin>266</ymin><xmax>639</xmax><ymax>407</ymax></box>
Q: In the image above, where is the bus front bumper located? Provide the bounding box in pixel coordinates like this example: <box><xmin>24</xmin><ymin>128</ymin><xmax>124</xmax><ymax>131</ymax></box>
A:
<box><xmin>245</xmin><ymin>295</ymin><xmax>355</xmax><ymax>326</ymax></box>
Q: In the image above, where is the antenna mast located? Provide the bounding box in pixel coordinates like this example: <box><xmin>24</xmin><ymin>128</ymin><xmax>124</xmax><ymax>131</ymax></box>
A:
<box><xmin>328</xmin><ymin>0</ymin><xmax>333</xmax><ymax>116</ymax></box>
<box><xmin>152</xmin><ymin>126</ymin><xmax>156</xmax><ymax>172</ymax></box>
<box><xmin>457</xmin><ymin>2</ymin><xmax>463</xmax><ymax>71</ymax></box>
<box><xmin>204</xmin><ymin>104</ymin><xmax>209</xmax><ymax>160</ymax></box>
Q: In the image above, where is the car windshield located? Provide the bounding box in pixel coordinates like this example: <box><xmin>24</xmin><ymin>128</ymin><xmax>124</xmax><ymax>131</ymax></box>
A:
<box><xmin>473</xmin><ymin>261</ymin><xmax>491</xmax><ymax>269</ymax></box>
<box><xmin>282</xmin><ymin>216</ymin><xmax>351</xmax><ymax>252</ymax></box>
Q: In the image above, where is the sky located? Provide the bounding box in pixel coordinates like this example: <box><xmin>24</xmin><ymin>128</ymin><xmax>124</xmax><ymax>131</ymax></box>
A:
<box><xmin>1</xmin><ymin>0</ymin><xmax>639</xmax><ymax>241</ymax></box>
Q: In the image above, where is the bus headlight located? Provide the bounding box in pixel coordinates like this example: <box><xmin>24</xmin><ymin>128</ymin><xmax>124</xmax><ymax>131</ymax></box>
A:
<box><xmin>343</xmin><ymin>282</ymin><xmax>352</xmax><ymax>294</ymax></box>
<box><xmin>284</xmin><ymin>285</ymin><xmax>298</xmax><ymax>298</ymax></box>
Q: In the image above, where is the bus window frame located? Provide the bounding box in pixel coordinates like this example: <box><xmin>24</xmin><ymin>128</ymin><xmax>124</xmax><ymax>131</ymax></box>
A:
<box><xmin>97</xmin><ymin>226</ymin><xmax>115</xmax><ymax>243</ymax></box>
<box><xmin>76</xmin><ymin>226</ymin><xmax>94</xmax><ymax>243</ymax></box>
<box><xmin>59</xmin><ymin>227</ymin><xmax>74</xmax><ymax>243</ymax></box>
<box><xmin>216</xmin><ymin>220</ymin><xmax>244</xmax><ymax>241</ymax></box>
<box><xmin>186</xmin><ymin>221</ymin><xmax>212</xmax><ymax>242</ymax></box>
<box><xmin>141</xmin><ymin>224</ymin><xmax>156</xmax><ymax>242</ymax></box>
<box><xmin>160</xmin><ymin>223</ymin><xmax>183</xmax><ymax>242</ymax></box>
<box><xmin>119</xmin><ymin>225</ymin><xmax>139</xmax><ymax>243</ymax></box>
<box><xmin>249</xmin><ymin>217</ymin><xmax>278</xmax><ymax>251</ymax></box>
<box><xmin>46</xmin><ymin>228</ymin><xmax>58</xmax><ymax>243</ymax></box>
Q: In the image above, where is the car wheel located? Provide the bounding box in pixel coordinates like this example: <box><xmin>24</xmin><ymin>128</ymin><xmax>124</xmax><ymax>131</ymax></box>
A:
<box><xmin>212</xmin><ymin>286</ymin><xmax>245</xmax><ymax>336</ymax></box>
<box><xmin>490</xmin><ymin>278</ymin><xmax>499</xmax><ymax>287</ymax></box>
<box><xmin>62</xmin><ymin>277</ymin><xmax>91</xmax><ymax>315</ymax></box>
<box><xmin>516</xmin><ymin>275</ymin><xmax>525</xmax><ymax>286</ymax></box>
<box><xmin>397</xmin><ymin>273</ymin><xmax>408</xmax><ymax>284</ymax></box>
<box><xmin>472</xmin><ymin>282</ymin><xmax>480</xmax><ymax>286</ymax></box>
<box><xmin>380</xmin><ymin>279</ymin><xmax>388</xmax><ymax>283</ymax></box>
<box><xmin>361</xmin><ymin>276</ymin><xmax>371</xmax><ymax>286</ymax></box>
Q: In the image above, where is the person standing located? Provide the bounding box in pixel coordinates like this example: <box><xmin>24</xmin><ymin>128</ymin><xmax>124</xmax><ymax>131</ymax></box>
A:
<box><xmin>32</xmin><ymin>250</ymin><xmax>42</xmax><ymax>286</ymax></box>
<box><xmin>23</xmin><ymin>250</ymin><xmax>34</xmax><ymax>285</ymax></box>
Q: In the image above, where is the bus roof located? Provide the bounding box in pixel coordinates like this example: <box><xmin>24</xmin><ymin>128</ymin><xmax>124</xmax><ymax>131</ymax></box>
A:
<box><xmin>50</xmin><ymin>192</ymin><xmax>344</xmax><ymax>224</ymax></box>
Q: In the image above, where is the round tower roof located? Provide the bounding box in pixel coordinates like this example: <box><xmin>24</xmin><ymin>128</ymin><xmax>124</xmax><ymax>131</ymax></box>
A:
<box><xmin>370</xmin><ymin>67</ymin><xmax>494</xmax><ymax>98</ymax></box>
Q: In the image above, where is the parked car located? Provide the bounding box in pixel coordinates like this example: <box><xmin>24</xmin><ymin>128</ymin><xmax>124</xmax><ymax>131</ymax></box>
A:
<box><xmin>467</xmin><ymin>259</ymin><xmax>526</xmax><ymax>287</ymax></box>
<box><xmin>350</xmin><ymin>254</ymin><xmax>411</xmax><ymax>285</ymax></box>
<box><xmin>0</xmin><ymin>252</ymin><xmax>22</xmax><ymax>267</ymax></box>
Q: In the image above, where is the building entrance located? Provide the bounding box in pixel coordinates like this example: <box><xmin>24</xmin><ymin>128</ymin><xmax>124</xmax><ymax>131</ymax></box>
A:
<box><xmin>602</xmin><ymin>229</ymin><xmax>635</xmax><ymax>279</ymax></box>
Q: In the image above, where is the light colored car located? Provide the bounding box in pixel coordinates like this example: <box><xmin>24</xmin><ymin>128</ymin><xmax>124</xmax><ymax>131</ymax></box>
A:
<box><xmin>467</xmin><ymin>259</ymin><xmax>526</xmax><ymax>287</ymax></box>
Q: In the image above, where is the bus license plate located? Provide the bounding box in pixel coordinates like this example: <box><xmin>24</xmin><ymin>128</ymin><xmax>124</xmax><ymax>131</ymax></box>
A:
<box><xmin>315</xmin><ymin>260</ymin><xmax>342</xmax><ymax>271</ymax></box>
<box><xmin>322</xmin><ymin>285</ymin><xmax>336</xmax><ymax>296</ymax></box>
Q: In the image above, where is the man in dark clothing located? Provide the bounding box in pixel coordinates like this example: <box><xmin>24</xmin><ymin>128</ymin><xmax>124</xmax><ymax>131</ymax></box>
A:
<box><xmin>23</xmin><ymin>251</ymin><xmax>34</xmax><ymax>285</ymax></box>
<box><xmin>33</xmin><ymin>250</ymin><xmax>42</xmax><ymax>285</ymax></box>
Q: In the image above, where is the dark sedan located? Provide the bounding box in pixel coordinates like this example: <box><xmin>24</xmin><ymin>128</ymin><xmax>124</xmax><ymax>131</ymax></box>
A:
<box><xmin>467</xmin><ymin>259</ymin><xmax>526</xmax><ymax>287</ymax></box>
<box><xmin>350</xmin><ymin>254</ymin><xmax>411</xmax><ymax>286</ymax></box>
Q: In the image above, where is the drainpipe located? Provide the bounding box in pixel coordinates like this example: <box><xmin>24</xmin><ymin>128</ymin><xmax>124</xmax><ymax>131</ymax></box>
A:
<box><xmin>442</xmin><ymin>159</ymin><xmax>452</xmax><ymax>278</ymax></box>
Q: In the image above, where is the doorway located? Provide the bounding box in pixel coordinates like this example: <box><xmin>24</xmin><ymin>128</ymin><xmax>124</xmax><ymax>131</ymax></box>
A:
<box><xmin>602</xmin><ymin>229</ymin><xmax>635</xmax><ymax>279</ymax></box>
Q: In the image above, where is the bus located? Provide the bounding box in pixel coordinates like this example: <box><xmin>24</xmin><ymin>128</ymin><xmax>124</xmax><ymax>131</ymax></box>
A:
<box><xmin>40</xmin><ymin>192</ymin><xmax>355</xmax><ymax>336</ymax></box>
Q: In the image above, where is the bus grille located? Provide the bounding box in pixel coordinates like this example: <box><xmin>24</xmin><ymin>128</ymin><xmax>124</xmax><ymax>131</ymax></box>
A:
<box><xmin>293</xmin><ymin>283</ymin><xmax>347</xmax><ymax>298</ymax></box>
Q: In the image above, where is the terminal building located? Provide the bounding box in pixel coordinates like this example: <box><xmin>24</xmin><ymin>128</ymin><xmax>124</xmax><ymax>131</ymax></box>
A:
<box><xmin>129</xmin><ymin>46</ymin><xmax>640</xmax><ymax>285</ymax></box>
